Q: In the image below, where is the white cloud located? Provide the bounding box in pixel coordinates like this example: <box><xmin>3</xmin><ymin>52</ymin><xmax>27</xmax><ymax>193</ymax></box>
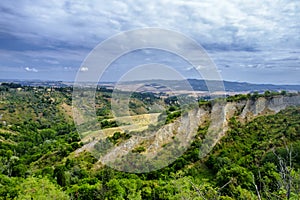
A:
<box><xmin>25</xmin><ymin>67</ymin><xmax>38</xmax><ymax>72</ymax></box>
<box><xmin>63</xmin><ymin>67</ymin><xmax>73</xmax><ymax>71</ymax></box>
<box><xmin>0</xmin><ymin>3</ymin><xmax>274</xmax><ymax>43</ymax></box>
<box><xmin>80</xmin><ymin>66</ymin><xmax>88</xmax><ymax>72</ymax></box>
<box><xmin>0</xmin><ymin>0</ymin><xmax>298</xmax><ymax>50</ymax></box>
<box><xmin>0</xmin><ymin>0</ymin><xmax>299</xmax><ymax>83</ymax></box>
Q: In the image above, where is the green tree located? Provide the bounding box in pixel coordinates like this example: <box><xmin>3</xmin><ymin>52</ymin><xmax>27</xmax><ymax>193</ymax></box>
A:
<box><xmin>105</xmin><ymin>179</ymin><xmax>126</xmax><ymax>199</ymax></box>
<box><xmin>54</xmin><ymin>165</ymin><xmax>66</xmax><ymax>187</ymax></box>
<box><xmin>17</xmin><ymin>177</ymin><xmax>69</xmax><ymax>200</ymax></box>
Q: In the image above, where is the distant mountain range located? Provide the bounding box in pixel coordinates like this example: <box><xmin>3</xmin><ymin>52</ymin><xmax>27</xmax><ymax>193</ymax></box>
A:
<box><xmin>121</xmin><ymin>79</ymin><xmax>300</xmax><ymax>92</ymax></box>
<box><xmin>1</xmin><ymin>79</ymin><xmax>299</xmax><ymax>92</ymax></box>
<box><xmin>188</xmin><ymin>79</ymin><xmax>300</xmax><ymax>92</ymax></box>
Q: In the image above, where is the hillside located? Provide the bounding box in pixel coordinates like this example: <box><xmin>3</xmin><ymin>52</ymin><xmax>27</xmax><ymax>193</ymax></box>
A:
<box><xmin>120</xmin><ymin>79</ymin><xmax>300</xmax><ymax>92</ymax></box>
<box><xmin>2</xmin><ymin>79</ymin><xmax>300</xmax><ymax>92</ymax></box>
<box><xmin>0</xmin><ymin>83</ymin><xmax>300</xmax><ymax>199</ymax></box>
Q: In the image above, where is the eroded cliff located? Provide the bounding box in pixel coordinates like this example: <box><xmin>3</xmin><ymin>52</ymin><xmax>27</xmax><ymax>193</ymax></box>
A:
<box><xmin>78</xmin><ymin>94</ymin><xmax>300</xmax><ymax>172</ymax></box>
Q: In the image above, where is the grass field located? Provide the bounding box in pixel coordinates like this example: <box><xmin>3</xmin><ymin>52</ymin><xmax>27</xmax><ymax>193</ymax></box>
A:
<box><xmin>79</xmin><ymin>112</ymin><xmax>161</xmax><ymax>144</ymax></box>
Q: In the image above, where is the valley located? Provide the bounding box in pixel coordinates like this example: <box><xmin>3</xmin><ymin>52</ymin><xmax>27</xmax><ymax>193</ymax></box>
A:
<box><xmin>0</xmin><ymin>82</ymin><xmax>300</xmax><ymax>199</ymax></box>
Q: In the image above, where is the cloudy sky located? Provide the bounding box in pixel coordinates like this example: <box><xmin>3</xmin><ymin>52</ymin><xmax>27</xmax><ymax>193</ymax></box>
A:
<box><xmin>0</xmin><ymin>0</ymin><xmax>299</xmax><ymax>84</ymax></box>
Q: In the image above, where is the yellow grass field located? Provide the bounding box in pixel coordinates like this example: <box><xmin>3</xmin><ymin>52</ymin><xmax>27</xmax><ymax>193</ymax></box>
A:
<box><xmin>80</xmin><ymin>113</ymin><xmax>160</xmax><ymax>143</ymax></box>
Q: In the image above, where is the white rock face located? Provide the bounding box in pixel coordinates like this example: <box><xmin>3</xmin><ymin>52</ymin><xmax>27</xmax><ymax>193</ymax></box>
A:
<box><xmin>200</xmin><ymin>94</ymin><xmax>300</xmax><ymax>158</ymax></box>
<box><xmin>80</xmin><ymin>94</ymin><xmax>300</xmax><ymax>172</ymax></box>
<box><xmin>241</xmin><ymin>95</ymin><xmax>300</xmax><ymax>118</ymax></box>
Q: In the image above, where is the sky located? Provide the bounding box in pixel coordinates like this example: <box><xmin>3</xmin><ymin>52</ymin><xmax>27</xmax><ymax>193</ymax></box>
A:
<box><xmin>0</xmin><ymin>0</ymin><xmax>299</xmax><ymax>84</ymax></box>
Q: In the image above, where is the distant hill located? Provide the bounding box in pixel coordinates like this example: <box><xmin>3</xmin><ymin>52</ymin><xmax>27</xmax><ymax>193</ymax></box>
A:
<box><xmin>1</xmin><ymin>79</ymin><xmax>299</xmax><ymax>92</ymax></box>
<box><xmin>121</xmin><ymin>79</ymin><xmax>300</xmax><ymax>92</ymax></box>
<box><xmin>187</xmin><ymin>79</ymin><xmax>300</xmax><ymax>92</ymax></box>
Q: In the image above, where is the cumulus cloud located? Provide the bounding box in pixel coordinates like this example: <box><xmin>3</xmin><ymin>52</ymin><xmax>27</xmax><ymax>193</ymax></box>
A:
<box><xmin>63</xmin><ymin>67</ymin><xmax>73</xmax><ymax>71</ymax></box>
<box><xmin>0</xmin><ymin>0</ymin><xmax>299</xmax><ymax>83</ymax></box>
<box><xmin>24</xmin><ymin>67</ymin><xmax>38</xmax><ymax>72</ymax></box>
<box><xmin>1</xmin><ymin>0</ymin><xmax>298</xmax><ymax>50</ymax></box>
<box><xmin>80</xmin><ymin>66</ymin><xmax>88</xmax><ymax>72</ymax></box>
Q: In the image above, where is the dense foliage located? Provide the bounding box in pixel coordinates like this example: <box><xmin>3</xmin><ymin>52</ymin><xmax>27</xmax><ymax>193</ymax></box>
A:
<box><xmin>0</xmin><ymin>83</ymin><xmax>299</xmax><ymax>199</ymax></box>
